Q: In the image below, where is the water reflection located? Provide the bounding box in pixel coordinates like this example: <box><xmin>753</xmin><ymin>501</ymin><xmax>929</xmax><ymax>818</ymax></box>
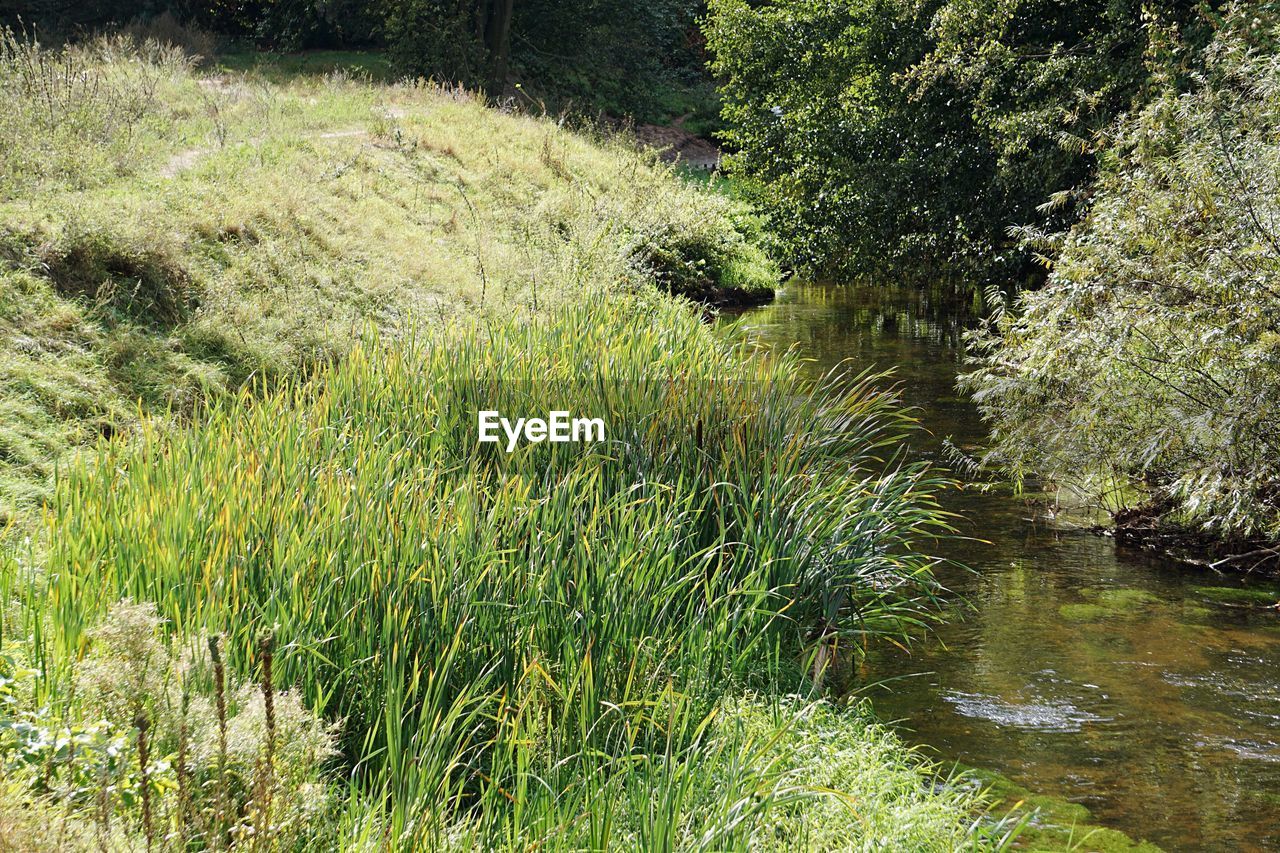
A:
<box><xmin>727</xmin><ymin>282</ymin><xmax>1280</xmax><ymax>852</ymax></box>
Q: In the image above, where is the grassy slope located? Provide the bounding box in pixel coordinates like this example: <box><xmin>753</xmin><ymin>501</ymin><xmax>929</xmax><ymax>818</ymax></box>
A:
<box><xmin>0</xmin><ymin>41</ymin><xmax>1023</xmax><ymax>851</ymax></box>
<box><xmin>0</xmin><ymin>40</ymin><xmax>774</xmax><ymax>522</ymax></box>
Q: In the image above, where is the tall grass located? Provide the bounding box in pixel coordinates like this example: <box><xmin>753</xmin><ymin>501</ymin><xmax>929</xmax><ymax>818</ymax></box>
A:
<box><xmin>0</xmin><ymin>35</ymin><xmax>777</xmax><ymax>521</ymax></box>
<box><xmin>0</xmin><ymin>30</ymin><xmax>195</xmax><ymax>198</ymax></box>
<box><xmin>3</xmin><ymin>295</ymin><xmax>986</xmax><ymax>848</ymax></box>
<box><xmin>0</xmin><ymin>34</ymin><xmax>1011</xmax><ymax>851</ymax></box>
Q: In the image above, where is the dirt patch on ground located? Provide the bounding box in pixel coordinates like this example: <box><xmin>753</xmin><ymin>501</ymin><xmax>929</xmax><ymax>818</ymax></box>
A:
<box><xmin>161</xmin><ymin>148</ymin><xmax>206</xmax><ymax>177</ymax></box>
<box><xmin>633</xmin><ymin>124</ymin><xmax>721</xmax><ymax>171</ymax></box>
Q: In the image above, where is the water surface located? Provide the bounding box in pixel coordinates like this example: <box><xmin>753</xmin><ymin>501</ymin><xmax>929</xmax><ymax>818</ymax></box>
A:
<box><xmin>729</xmin><ymin>282</ymin><xmax>1280</xmax><ymax>852</ymax></box>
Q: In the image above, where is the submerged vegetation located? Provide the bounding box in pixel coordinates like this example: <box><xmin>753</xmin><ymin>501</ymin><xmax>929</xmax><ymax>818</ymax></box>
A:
<box><xmin>964</xmin><ymin>767</ymin><xmax>1162</xmax><ymax>853</ymax></box>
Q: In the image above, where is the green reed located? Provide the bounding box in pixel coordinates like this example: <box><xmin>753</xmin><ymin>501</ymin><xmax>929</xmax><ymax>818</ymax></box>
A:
<box><xmin>18</xmin><ymin>294</ymin><xmax>973</xmax><ymax>848</ymax></box>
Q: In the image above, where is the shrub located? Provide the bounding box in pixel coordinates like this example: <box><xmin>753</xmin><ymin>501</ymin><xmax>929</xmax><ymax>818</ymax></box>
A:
<box><xmin>0</xmin><ymin>31</ymin><xmax>194</xmax><ymax>199</ymax></box>
<box><xmin>120</xmin><ymin>11</ymin><xmax>221</xmax><ymax>61</ymax></box>
<box><xmin>963</xmin><ymin>5</ymin><xmax>1280</xmax><ymax>542</ymax></box>
<box><xmin>0</xmin><ymin>600</ymin><xmax>338</xmax><ymax>850</ymax></box>
<box><xmin>706</xmin><ymin>0</ymin><xmax>1217</xmax><ymax>279</ymax></box>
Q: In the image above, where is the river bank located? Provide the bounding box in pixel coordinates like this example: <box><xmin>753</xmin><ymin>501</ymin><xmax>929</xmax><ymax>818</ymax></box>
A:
<box><xmin>1107</xmin><ymin>514</ymin><xmax>1280</xmax><ymax>580</ymax></box>
<box><xmin>0</xmin><ymin>41</ymin><xmax>778</xmax><ymax>525</ymax></box>
<box><xmin>1</xmin><ymin>41</ymin><xmax>1010</xmax><ymax>850</ymax></box>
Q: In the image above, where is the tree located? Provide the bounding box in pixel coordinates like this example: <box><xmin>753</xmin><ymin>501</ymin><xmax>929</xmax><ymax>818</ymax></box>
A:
<box><xmin>706</xmin><ymin>0</ymin><xmax>1221</xmax><ymax>279</ymax></box>
<box><xmin>508</xmin><ymin>0</ymin><xmax>702</xmax><ymax>115</ymax></box>
<box><xmin>910</xmin><ymin>0</ymin><xmax>1217</xmax><ymax>258</ymax></box>
<box><xmin>708</xmin><ymin>0</ymin><xmax>1003</xmax><ymax>276</ymax></box>
<box><xmin>961</xmin><ymin>5</ymin><xmax>1280</xmax><ymax>542</ymax></box>
<box><xmin>480</xmin><ymin>0</ymin><xmax>514</xmax><ymax>96</ymax></box>
<box><xmin>384</xmin><ymin>0</ymin><xmax>700</xmax><ymax>108</ymax></box>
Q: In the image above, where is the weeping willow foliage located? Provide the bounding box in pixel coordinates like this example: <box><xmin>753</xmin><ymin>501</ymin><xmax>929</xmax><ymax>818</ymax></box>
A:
<box><xmin>963</xmin><ymin>5</ymin><xmax>1280</xmax><ymax>539</ymax></box>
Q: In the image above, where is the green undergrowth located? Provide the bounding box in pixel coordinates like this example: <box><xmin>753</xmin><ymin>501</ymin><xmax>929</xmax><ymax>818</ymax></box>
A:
<box><xmin>0</xmin><ymin>35</ymin><xmax>776</xmax><ymax>523</ymax></box>
<box><xmin>643</xmin><ymin>78</ymin><xmax>724</xmax><ymax>139</ymax></box>
<box><xmin>214</xmin><ymin>49</ymin><xmax>396</xmax><ymax>81</ymax></box>
<box><xmin>0</xmin><ymin>296</ymin><xmax>1011</xmax><ymax>848</ymax></box>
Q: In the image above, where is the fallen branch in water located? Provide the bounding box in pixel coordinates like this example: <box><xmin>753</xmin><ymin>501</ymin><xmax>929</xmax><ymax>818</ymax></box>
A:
<box><xmin>1209</xmin><ymin>546</ymin><xmax>1280</xmax><ymax>573</ymax></box>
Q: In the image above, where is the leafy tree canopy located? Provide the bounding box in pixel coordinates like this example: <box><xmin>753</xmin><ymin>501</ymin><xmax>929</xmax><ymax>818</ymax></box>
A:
<box><xmin>707</xmin><ymin>0</ymin><xmax>1221</xmax><ymax>278</ymax></box>
<box><xmin>2</xmin><ymin>1</ymin><xmax>709</xmax><ymax>118</ymax></box>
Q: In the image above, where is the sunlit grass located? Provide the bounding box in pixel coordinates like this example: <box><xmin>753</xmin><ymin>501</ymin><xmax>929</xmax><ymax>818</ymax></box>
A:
<box><xmin>0</xmin><ymin>35</ymin><xmax>1013</xmax><ymax>851</ymax></box>
<box><xmin>0</xmin><ymin>296</ymin><xmax>998</xmax><ymax>848</ymax></box>
<box><xmin>0</xmin><ymin>35</ymin><xmax>776</xmax><ymax>520</ymax></box>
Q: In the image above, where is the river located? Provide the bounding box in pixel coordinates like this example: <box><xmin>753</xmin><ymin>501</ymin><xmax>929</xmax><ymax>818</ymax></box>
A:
<box><xmin>727</xmin><ymin>282</ymin><xmax>1280</xmax><ymax>851</ymax></box>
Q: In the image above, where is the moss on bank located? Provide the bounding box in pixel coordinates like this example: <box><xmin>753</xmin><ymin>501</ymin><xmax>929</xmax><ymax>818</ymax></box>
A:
<box><xmin>1192</xmin><ymin>586</ymin><xmax>1280</xmax><ymax>607</ymax></box>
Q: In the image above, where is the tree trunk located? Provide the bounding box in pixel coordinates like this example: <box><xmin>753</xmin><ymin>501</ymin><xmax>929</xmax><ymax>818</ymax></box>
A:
<box><xmin>484</xmin><ymin>0</ymin><xmax>514</xmax><ymax>99</ymax></box>
<box><xmin>474</xmin><ymin>0</ymin><xmax>490</xmax><ymax>46</ymax></box>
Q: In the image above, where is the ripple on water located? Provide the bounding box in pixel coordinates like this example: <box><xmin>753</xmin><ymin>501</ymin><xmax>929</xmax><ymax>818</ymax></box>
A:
<box><xmin>1162</xmin><ymin>671</ymin><xmax>1280</xmax><ymax>715</ymax></box>
<box><xmin>942</xmin><ymin>690</ymin><xmax>1112</xmax><ymax>732</ymax></box>
<box><xmin>1209</xmin><ymin>737</ymin><xmax>1280</xmax><ymax>762</ymax></box>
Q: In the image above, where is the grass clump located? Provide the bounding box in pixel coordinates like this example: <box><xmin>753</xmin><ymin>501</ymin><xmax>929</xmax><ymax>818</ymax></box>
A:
<box><xmin>712</xmin><ymin>698</ymin><xmax>990</xmax><ymax>850</ymax></box>
<box><xmin>0</xmin><ymin>296</ymin><xmax>1010</xmax><ymax>849</ymax></box>
<box><xmin>0</xmin><ymin>32</ymin><xmax>199</xmax><ymax>198</ymax></box>
<box><xmin>35</xmin><ymin>224</ymin><xmax>198</xmax><ymax>327</ymax></box>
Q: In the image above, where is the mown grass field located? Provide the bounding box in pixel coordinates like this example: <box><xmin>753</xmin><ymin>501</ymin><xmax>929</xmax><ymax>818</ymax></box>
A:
<box><xmin>0</xmin><ymin>36</ymin><xmax>1020</xmax><ymax>851</ymax></box>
